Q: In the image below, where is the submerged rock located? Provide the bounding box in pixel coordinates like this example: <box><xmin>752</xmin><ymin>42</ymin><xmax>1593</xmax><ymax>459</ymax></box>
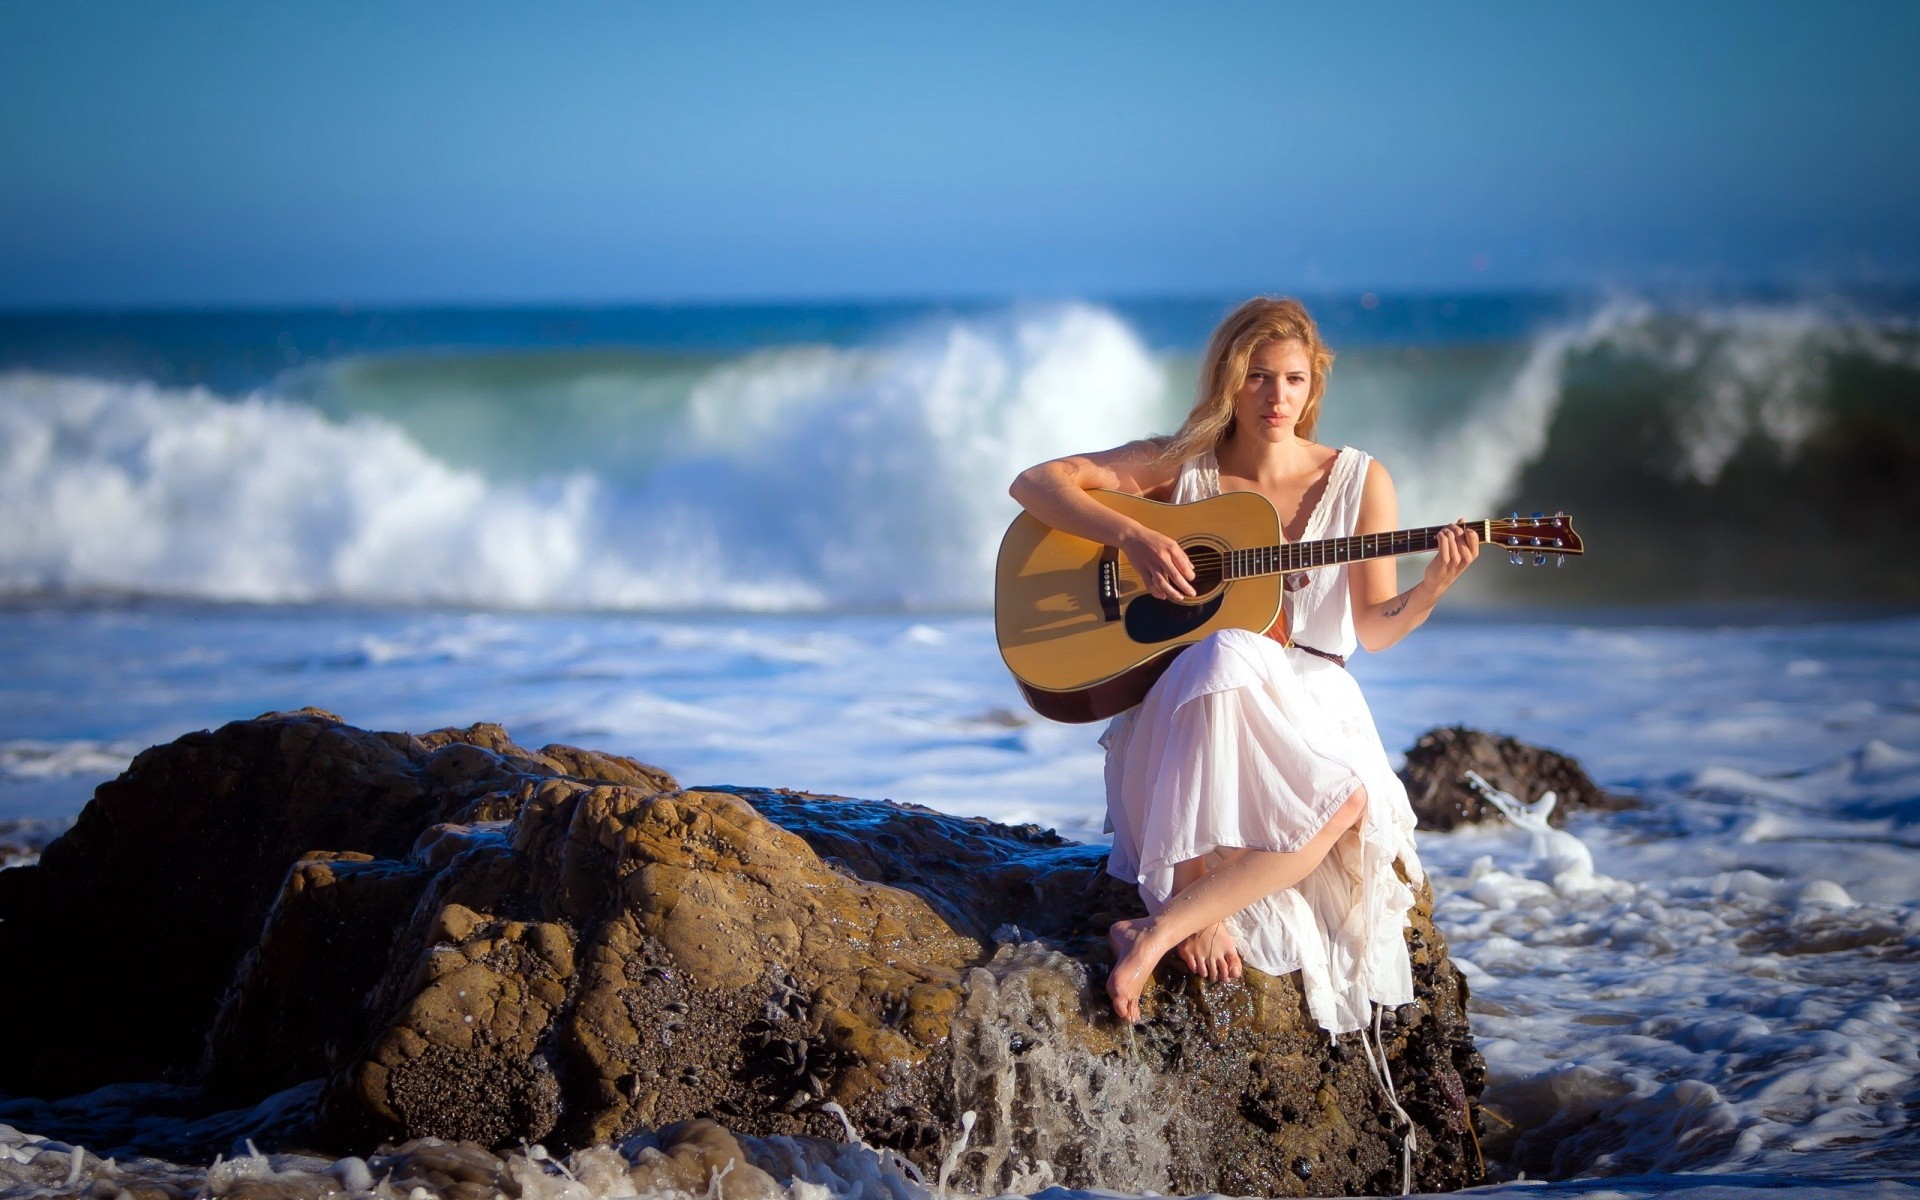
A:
<box><xmin>1398</xmin><ymin>725</ymin><xmax>1628</xmax><ymax>831</ymax></box>
<box><xmin>0</xmin><ymin>711</ymin><xmax>1487</xmax><ymax>1196</ymax></box>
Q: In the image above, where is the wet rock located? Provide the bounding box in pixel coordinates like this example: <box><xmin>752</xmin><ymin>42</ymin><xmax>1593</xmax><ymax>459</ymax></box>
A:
<box><xmin>316</xmin><ymin>781</ymin><xmax>987</xmax><ymax>1157</ymax></box>
<box><xmin>622</xmin><ymin>1120</ymin><xmax>785</xmax><ymax>1200</ymax></box>
<box><xmin>367</xmin><ymin>1137</ymin><xmax>517</xmax><ymax>1200</ymax></box>
<box><xmin>202</xmin><ymin>851</ymin><xmax>431</xmax><ymax>1100</ymax></box>
<box><xmin>1398</xmin><ymin>725</ymin><xmax>1629</xmax><ymax>831</ymax></box>
<box><xmin>339</xmin><ymin>906</ymin><xmax>573</xmax><ymax>1148</ymax></box>
<box><xmin>0</xmin><ymin>711</ymin><xmax>1487</xmax><ymax>1196</ymax></box>
<box><xmin>0</xmin><ymin>708</ymin><xmax>677</xmax><ymax>1098</ymax></box>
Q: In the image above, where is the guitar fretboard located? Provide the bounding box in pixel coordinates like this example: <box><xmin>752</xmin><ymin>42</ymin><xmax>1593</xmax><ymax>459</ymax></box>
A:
<box><xmin>1224</xmin><ymin>520</ymin><xmax>1495</xmax><ymax>578</ymax></box>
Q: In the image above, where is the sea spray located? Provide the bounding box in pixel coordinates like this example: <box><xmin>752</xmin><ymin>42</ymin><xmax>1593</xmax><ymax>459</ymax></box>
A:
<box><xmin>1355</xmin><ymin>308</ymin><xmax>1585</xmax><ymax>525</ymax></box>
<box><xmin>0</xmin><ymin>1119</ymin><xmax>946</xmax><ymax>1200</ymax></box>
<box><xmin>944</xmin><ymin>938</ymin><xmax>1178</xmax><ymax>1195</ymax></box>
<box><xmin>736</xmin><ymin>1132</ymin><xmax>927</xmax><ymax>1200</ymax></box>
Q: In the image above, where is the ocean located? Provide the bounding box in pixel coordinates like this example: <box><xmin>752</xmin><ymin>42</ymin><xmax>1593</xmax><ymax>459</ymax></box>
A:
<box><xmin>1</xmin><ymin>292</ymin><xmax>1917</xmax><ymax>1198</ymax></box>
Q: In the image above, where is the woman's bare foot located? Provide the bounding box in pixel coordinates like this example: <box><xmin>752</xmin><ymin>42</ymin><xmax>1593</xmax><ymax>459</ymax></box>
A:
<box><xmin>1177</xmin><ymin>921</ymin><xmax>1243</xmax><ymax>981</ymax></box>
<box><xmin>1106</xmin><ymin>917</ymin><xmax>1164</xmax><ymax>1023</ymax></box>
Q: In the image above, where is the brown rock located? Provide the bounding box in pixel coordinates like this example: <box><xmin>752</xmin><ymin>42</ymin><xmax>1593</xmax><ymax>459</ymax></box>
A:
<box><xmin>1398</xmin><ymin>725</ymin><xmax>1630</xmax><ymax>831</ymax></box>
<box><xmin>0</xmin><ymin>708</ymin><xmax>676</xmax><ymax>1098</ymax></box>
<box><xmin>202</xmin><ymin>850</ymin><xmax>431</xmax><ymax>1100</ymax></box>
<box><xmin>0</xmin><ymin>712</ymin><xmax>1487</xmax><ymax>1196</ymax></box>
<box><xmin>623</xmin><ymin>1120</ymin><xmax>785</xmax><ymax>1200</ymax></box>
<box><xmin>365</xmin><ymin>1138</ymin><xmax>517</xmax><ymax>1200</ymax></box>
<box><xmin>336</xmin><ymin>907</ymin><xmax>573</xmax><ymax>1148</ymax></box>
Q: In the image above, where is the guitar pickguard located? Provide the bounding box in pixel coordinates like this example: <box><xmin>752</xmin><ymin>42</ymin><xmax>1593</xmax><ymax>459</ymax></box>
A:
<box><xmin>1122</xmin><ymin>593</ymin><xmax>1225</xmax><ymax>644</ymax></box>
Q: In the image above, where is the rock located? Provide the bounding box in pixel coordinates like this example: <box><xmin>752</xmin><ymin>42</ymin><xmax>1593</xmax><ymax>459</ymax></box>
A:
<box><xmin>1398</xmin><ymin>725</ymin><xmax>1629</xmax><ymax>831</ymax></box>
<box><xmin>201</xmin><ymin>850</ymin><xmax>431</xmax><ymax>1100</ymax></box>
<box><xmin>364</xmin><ymin>1137</ymin><xmax>518</xmax><ymax>1200</ymax></box>
<box><xmin>0</xmin><ymin>712</ymin><xmax>1488</xmax><ymax>1196</ymax></box>
<box><xmin>621</xmin><ymin>1120</ymin><xmax>785</xmax><ymax>1200</ymax></box>
<box><xmin>0</xmin><ymin>708</ymin><xmax>678</xmax><ymax>1098</ymax></box>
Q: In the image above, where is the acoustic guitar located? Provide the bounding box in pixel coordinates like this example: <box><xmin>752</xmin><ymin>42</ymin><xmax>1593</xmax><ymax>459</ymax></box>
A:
<box><xmin>994</xmin><ymin>490</ymin><xmax>1583</xmax><ymax>723</ymax></box>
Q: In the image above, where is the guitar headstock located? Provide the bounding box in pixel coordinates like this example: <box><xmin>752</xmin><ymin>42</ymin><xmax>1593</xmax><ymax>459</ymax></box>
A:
<box><xmin>1487</xmin><ymin>512</ymin><xmax>1582</xmax><ymax>567</ymax></box>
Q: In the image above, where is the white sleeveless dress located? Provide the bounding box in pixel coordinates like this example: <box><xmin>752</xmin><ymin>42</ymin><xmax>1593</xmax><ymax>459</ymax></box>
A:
<box><xmin>1100</xmin><ymin>446</ymin><xmax>1425</xmax><ymax>1035</ymax></box>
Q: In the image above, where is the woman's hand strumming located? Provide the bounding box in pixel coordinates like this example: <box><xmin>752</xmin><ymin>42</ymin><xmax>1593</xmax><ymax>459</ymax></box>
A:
<box><xmin>1121</xmin><ymin>525</ymin><xmax>1197</xmax><ymax>600</ymax></box>
<box><xmin>1422</xmin><ymin>520</ymin><xmax>1481</xmax><ymax>596</ymax></box>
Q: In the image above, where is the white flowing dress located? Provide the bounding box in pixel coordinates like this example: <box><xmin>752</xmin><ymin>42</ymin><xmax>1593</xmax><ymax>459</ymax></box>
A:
<box><xmin>1101</xmin><ymin>446</ymin><xmax>1425</xmax><ymax>1035</ymax></box>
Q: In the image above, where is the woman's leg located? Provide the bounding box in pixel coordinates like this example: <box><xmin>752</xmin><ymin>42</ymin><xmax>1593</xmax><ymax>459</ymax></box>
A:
<box><xmin>1171</xmin><ymin>855</ymin><xmax>1243</xmax><ymax>982</ymax></box>
<box><xmin>1108</xmin><ymin>784</ymin><xmax>1368</xmax><ymax>1022</ymax></box>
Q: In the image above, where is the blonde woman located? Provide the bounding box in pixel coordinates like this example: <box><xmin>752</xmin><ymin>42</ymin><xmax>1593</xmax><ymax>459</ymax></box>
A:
<box><xmin>1009</xmin><ymin>298</ymin><xmax>1479</xmax><ymax>1030</ymax></box>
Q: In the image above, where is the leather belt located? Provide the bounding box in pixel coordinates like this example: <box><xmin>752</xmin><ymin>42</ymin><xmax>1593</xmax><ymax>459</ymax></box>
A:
<box><xmin>1262</xmin><ymin>621</ymin><xmax>1348</xmax><ymax>669</ymax></box>
<box><xmin>1287</xmin><ymin>641</ymin><xmax>1347</xmax><ymax>669</ymax></box>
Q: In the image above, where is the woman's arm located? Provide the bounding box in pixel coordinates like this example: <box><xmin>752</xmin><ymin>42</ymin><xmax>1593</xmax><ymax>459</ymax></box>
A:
<box><xmin>1348</xmin><ymin>460</ymin><xmax>1480</xmax><ymax>653</ymax></box>
<box><xmin>1009</xmin><ymin>442</ymin><xmax>1197</xmax><ymax>600</ymax></box>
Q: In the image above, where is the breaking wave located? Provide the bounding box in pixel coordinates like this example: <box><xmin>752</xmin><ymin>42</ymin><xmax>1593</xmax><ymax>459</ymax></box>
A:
<box><xmin>3</xmin><ymin>297</ymin><xmax>1916</xmax><ymax>609</ymax></box>
<box><xmin>0</xmin><ymin>305</ymin><xmax>1166</xmax><ymax>609</ymax></box>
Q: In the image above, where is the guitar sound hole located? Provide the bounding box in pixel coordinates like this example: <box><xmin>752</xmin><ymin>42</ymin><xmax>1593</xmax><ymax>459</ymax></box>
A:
<box><xmin>1124</xmin><ymin>593</ymin><xmax>1223</xmax><ymax>644</ymax></box>
<box><xmin>1120</xmin><ymin>540</ymin><xmax>1231</xmax><ymax>645</ymax></box>
<box><xmin>1185</xmin><ymin>544</ymin><xmax>1225</xmax><ymax>593</ymax></box>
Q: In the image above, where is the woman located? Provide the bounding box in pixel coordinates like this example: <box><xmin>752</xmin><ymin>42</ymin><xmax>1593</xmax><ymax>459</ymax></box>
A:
<box><xmin>1008</xmin><ymin>297</ymin><xmax>1479</xmax><ymax>1030</ymax></box>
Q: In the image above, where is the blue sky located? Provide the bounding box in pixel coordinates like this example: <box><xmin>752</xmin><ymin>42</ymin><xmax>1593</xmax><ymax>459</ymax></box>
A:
<box><xmin>2</xmin><ymin>1</ymin><xmax>1917</xmax><ymax>306</ymax></box>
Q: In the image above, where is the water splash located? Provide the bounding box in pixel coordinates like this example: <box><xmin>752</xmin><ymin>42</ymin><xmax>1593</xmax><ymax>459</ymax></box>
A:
<box><xmin>944</xmin><ymin>940</ymin><xmax>1177</xmax><ymax>1195</ymax></box>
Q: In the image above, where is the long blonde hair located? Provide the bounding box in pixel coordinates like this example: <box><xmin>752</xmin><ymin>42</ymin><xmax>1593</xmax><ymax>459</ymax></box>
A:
<box><xmin>1159</xmin><ymin>297</ymin><xmax>1336</xmax><ymax>464</ymax></box>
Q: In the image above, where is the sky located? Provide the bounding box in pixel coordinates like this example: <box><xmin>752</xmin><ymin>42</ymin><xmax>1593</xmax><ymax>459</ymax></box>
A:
<box><xmin>2</xmin><ymin>1</ymin><xmax>1918</xmax><ymax>306</ymax></box>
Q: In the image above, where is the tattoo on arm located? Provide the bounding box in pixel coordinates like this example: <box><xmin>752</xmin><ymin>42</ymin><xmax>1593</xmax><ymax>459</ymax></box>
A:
<box><xmin>1382</xmin><ymin>597</ymin><xmax>1408</xmax><ymax>619</ymax></box>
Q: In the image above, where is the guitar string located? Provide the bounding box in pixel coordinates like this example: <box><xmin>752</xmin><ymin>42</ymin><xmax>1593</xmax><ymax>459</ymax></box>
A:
<box><xmin>1114</xmin><ymin>526</ymin><xmax>1456</xmax><ymax>582</ymax></box>
<box><xmin>1111</xmin><ymin>518</ymin><xmax>1575</xmax><ymax>583</ymax></box>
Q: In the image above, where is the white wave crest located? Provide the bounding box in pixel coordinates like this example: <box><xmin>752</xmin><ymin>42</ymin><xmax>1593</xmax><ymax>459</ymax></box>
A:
<box><xmin>628</xmin><ymin>302</ymin><xmax>1169</xmax><ymax>608</ymax></box>
<box><xmin>1582</xmin><ymin>300</ymin><xmax>1842</xmax><ymax>485</ymax></box>
<box><xmin>0</xmin><ymin>304</ymin><xmax>1169</xmax><ymax>610</ymax></box>
<box><xmin>1375</xmin><ymin>321</ymin><xmax>1585</xmax><ymax>524</ymax></box>
<box><xmin>0</xmin><ymin>372</ymin><xmax>601</xmax><ymax>606</ymax></box>
<box><xmin>1376</xmin><ymin>296</ymin><xmax>1917</xmax><ymax>522</ymax></box>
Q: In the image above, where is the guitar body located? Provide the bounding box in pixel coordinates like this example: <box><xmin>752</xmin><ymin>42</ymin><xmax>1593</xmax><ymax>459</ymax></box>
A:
<box><xmin>995</xmin><ymin>490</ymin><xmax>1285</xmax><ymax>723</ymax></box>
<box><xmin>996</xmin><ymin>494</ymin><xmax>1581</xmax><ymax>724</ymax></box>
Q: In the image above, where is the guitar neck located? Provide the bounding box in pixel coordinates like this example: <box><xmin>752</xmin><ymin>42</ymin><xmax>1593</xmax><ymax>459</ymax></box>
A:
<box><xmin>1225</xmin><ymin>519</ymin><xmax>1494</xmax><ymax>578</ymax></box>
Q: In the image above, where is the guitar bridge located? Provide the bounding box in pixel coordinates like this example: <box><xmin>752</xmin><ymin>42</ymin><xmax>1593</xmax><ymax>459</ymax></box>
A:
<box><xmin>1097</xmin><ymin>547</ymin><xmax>1121</xmax><ymax>622</ymax></box>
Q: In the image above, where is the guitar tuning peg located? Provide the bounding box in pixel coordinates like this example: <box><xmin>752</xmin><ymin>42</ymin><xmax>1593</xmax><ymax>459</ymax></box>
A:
<box><xmin>1556</xmin><ymin>554</ymin><xmax>1566</xmax><ymax>567</ymax></box>
<box><xmin>1509</xmin><ymin>552</ymin><xmax>1525</xmax><ymax>566</ymax></box>
<box><xmin>1533</xmin><ymin>553</ymin><xmax>1547</xmax><ymax>566</ymax></box>
<box><xmin>1531</xmin><ymin>511</ymin><xmax>1545</xmax><ymax>522</ymax></box>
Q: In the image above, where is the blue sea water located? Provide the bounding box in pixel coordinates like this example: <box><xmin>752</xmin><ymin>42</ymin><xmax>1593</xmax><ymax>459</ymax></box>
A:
<box><xmin>2</xmin><ymin>292</ymin><xmax>1919</xmax><ymax>1197</ymax></box>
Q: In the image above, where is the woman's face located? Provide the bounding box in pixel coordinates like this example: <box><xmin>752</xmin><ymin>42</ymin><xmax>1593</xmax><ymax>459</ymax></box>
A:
<box><xmin>1232</xmin><ymin>339</ymin><xmax>1314</xmax><ymax>443</ymax></box>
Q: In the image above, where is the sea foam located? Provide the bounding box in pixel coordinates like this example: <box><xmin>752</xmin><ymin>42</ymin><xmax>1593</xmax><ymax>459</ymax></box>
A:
<box><xmin>0</xmin><ymin>305</ymin><xmax>1163</xmax><ymax>610</ymax></box>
